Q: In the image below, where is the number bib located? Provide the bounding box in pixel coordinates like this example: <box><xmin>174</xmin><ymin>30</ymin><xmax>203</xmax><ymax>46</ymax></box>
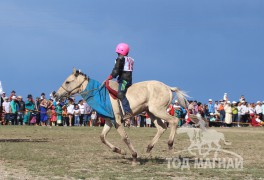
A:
<box><xmin>123</xmin><ymin>56</ymin><xmax>134</xmax><ymax>71</ymax></box>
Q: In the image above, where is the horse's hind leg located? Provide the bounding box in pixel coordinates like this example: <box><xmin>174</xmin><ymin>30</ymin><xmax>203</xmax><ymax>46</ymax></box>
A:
<box><xmin>116</xmin><ymin>123</ymin><xmax>138</xmax><ymax>166</ymax></box>
<box><xmin>146</xmin><ymin>112</ymin><xmax>167</xmax><ymax>153</ymax></box>
<box><xmin>100</xmin><ymin>118</ymin><xmax>126</xmax><ymax>155</ymax></box>
<box><xmin>149</xmin><ymin>107</ymin><xmax>180</xmax><ymax>150</ymax></box>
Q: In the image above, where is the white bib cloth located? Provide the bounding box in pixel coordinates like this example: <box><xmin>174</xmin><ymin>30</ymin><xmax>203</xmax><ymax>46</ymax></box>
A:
<box><xmin>123</xmin><ymin>56</ymin><xmax>134</xmax><ymax>71</ymax></box>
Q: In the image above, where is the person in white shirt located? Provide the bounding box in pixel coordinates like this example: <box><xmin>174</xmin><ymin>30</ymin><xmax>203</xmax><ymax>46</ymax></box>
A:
<box><xmin>2</xmin><ymin>97</ymin><xmax>10</xmax><ymax>125</ymax></box>
<box><xmin>78</xmin><ymin>100</ymin><xmax>85</xmax><ymax>126</ymax></box>
<box><xmin>248</xmin><ymin>103</ymin><xmax>255</xmax><ymax>116</ymax></box>
<box><xmin>67</xmin><ymin>99</ymin><xmax>74</xmax><ymax>126</ymax></box>
<box><xmin>240</xmin><ymin>101</ymin><xmax>248</xmax><ymax>125</ymax></box>
<box><xmin>73</xmin><ymin>104</ymin><xmax>81</xmax><ymax>126</ymax></box>
<box><xmin>255</xmin><ymin>101</ymin><xmax>263</xmax><ymax>120</ymax></box>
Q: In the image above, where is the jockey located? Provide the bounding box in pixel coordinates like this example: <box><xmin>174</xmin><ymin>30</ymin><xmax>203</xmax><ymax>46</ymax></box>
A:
<box><xmin>107</xmin><ymin>43</ymin><xmax>134</xmax><ymax>120</ymax></box>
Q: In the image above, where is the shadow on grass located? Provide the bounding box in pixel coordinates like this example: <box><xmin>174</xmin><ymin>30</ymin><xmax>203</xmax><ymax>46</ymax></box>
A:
<box><xmin>0</xmin><ymin>138</ymin><xmax>49</xmax><ymax>143</ymax></box>
<box><xmin>106</xmin><ymin>156</ymin><xmax>171</xmax><ymax>165</ymax></box>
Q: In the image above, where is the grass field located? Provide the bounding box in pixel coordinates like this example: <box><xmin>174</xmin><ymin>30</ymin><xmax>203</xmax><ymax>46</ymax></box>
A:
<box><xmin>0</xmin><ymin>126</ymin><xmax>263</xmax><ymax>180</ymax></box>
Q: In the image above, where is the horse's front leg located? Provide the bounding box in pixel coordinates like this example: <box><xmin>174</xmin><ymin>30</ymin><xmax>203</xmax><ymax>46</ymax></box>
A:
<box><xmin>116</xmin><ymin>122</ymin><xmax>138</xmax><ymax>166</ymax></box>
<box><xmin>100</xmin><ymin>118</ymin><xmax>126</xmax><ymax>155</ymax></box>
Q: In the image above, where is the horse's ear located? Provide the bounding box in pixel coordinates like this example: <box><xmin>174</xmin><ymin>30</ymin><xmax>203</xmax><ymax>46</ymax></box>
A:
<box><xmin>73</xmin><ymin>68</ymin><xmax>76</xmax><ymax>75</ymax></box>
<box><xmin>74</xmin><ymin>70</ymin><xmax>80</xmax><ymax>77</ymax></box>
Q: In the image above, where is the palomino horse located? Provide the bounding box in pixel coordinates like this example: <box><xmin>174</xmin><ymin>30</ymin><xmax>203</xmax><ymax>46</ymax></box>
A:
<box><xmin>55</xmin><ymin>69</ymin><xmax>194</xmax><ymax>165</ymax></box>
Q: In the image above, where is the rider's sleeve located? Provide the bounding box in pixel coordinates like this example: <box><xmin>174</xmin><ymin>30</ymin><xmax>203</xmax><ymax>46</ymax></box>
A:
<box><xmin>111</xmin><ymin>56</ymin><xmax>125</xmax><ymax>78</ymax></box>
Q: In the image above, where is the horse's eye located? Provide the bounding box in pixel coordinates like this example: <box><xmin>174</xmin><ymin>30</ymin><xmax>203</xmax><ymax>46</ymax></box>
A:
<box><xmin>65</xmin><ymin>81</ymin><xmax>70</xmax><ymax>85</ymax></box>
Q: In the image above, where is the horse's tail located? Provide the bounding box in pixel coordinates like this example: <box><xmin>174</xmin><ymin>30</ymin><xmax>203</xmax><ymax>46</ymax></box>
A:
<box><xmin>170</xmin><ymin>87</ymin><xmax>189</xmax><ymax>108</ymax></box>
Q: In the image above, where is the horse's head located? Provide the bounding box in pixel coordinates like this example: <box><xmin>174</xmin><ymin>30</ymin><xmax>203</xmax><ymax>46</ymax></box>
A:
<box><xmin>54</xmin><ymin>68</ymin><xmax>88</xmax><ymax>101</ymax></box>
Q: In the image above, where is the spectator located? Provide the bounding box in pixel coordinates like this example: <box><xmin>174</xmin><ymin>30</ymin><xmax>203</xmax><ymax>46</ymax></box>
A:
<box><xmin>193</xmin><ymin>101</ymin><xmax>198</xmax><ymax>115</ymax></box>
<box><xmin>10</xmin><ymin>96</ymin><xmax>18</xmax><ymax>125</ymax></box>
<box><xmin>251</xmin><ymin>114</ymin><xmax>264</xmax><ymax>127</ymax></box>
<box><xmin>218</xmin><ymin>100</ymin><xmax>225</xmax><ymax>127</ymax></box>
<box><xmin>2</xmin><ymin>97</ymin><xmax>10</xmax><ymax>125</ymax></box>
<box><xmin>237</xmin><ymin>102</ymin><xmax>242</xmax><ymax>127</ymax></box>
<box><xmin>167</xmin><ymin>102</ymin><xmax>175</xmax><ymax>116</ymax></box>
<box><xmin>0</xmin><ymin>92</ymin><xmax>5</xmax><ymax>120</ymax></box>
<box><xmin>67</xmin><ymin>99</ymin><xmax>74</xmax><ymax>126</ymax></box>
<box><xmin>174</xmin><ymin>100</ymin><xmax>183</xmax><ymax>126</ymax></box>
<box><xmin>207</xmin><ymin>99</ymin><xmax>214</xmax><ymax>115</ymax></box>
<box><xmin>62</xmin><ymin>104</ymin><xmax>68</xmax><ymax>126</ymax></box>
<box><xmin>232</xmin><ymin>101</ymin><xmax>238</xmax><ymax>127</ymax></box>
<box><xmin>98</xmin><ymin>116</ymin><xmax>105</xmax><ymax>127</ymax></box>
<box><xmin>78</xmin><ymin>100</ymin><xmax>85</xmax><ymax>126</ymax></box>
<box><xmin>145</xmin><ymin>112</ymin><xmax>151</xmax><ymax>127</ymax></box>
<box><xmin>248</xmin><ymin>103</ymin><xmax>255</xmax><ymax>122</ymax></box>
<box><xmin>40</xmin><ymin>95</ymin><xmax>49</xmax><ymax>126</ymax></box>
<box><xmin>9</xmin><ymin>90</ymin><xmax>16</xmax><ymax>101</ymax></box>
<box><xmin>73</xmin><ymin>104</ymin><xmax>80</xmax><ymax>126</ymax></box>
<box><xmin>50</xmin><ymin>105</ymin><xmax>57</xmax><ymax>126</ymax></box>
<box><xmin>83</xmin><ymin>100</ymin><xmax>92</xmax><ymax>126</ymax></box>
<box><xmin>240</xmin><ymin>101</ymin><xmax>248</xmax><ymax>126</ymax></box>
<box><xmin>55</xmin><ymin>102</ymin><xmax>63</xmax><ymax>126</ymax></box>
<box><xmin>214</xmin><ymin>101</ymin><xmax>220</xmax><ymax>120</ymax></box>
<box><xmin>35</xmin><ymin>97</ymin><xmax>41</xmax><ymax>125</ymax></box>
<box><xmin>90</xmin><ymin>111</ymin><xmax>97</xmax><ymax>127</ymax></box>
<box><xmin>255</xmin><ymin>101</ymin><xmax>262</xmax><ymax>120</ymax></box>
<box><xmin>197</xmin><ymin>102</ymin><xmax>204</xmax><ymax>117</ymax></box>
<box><xmin>224</xmin><ymin>101</ymin><xmax>232</xmax><ymax>127</ymax></box>
<box><xmin>204</xmin><ymin>104</ymin><xmax>210</xmax><ymax>120</ymax></box>
<box><xmin>23</xmin><ymin>94</ymin><xmax>35</xmax><ymax>125</ymax></box>
<box><xmin>239</xmin><ymin>95</ymin><xmax>246</xmax><ymax>103</ymax></box>
<box><xmin>47</xmin><ymin>107</ymin><xmax>52</xmax><ymax>126</ymax></box>
<box><xmin>40</xmin><ymin>93</ymin><xmax>45</xmax><ymax>100</ymax></box>
<box><xmin>138</xmin><ymin>113</ymin><xmax>146</xmax><ymax>127</ymax></box>
<box><xmin>17</xmin><ymin>96</ymin><xmax>25</xmax><ymax>125</ymax></box>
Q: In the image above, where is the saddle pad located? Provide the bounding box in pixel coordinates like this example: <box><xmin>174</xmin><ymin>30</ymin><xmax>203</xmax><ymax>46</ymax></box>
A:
<box><xmin>105</xmin><ymin>80</ymin><xmax>118</xmax><ymax>100</ymax></box>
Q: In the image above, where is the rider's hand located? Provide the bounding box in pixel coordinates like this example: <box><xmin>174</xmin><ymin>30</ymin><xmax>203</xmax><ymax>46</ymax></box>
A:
<box><xmin>107</xmin><ymin>75</ymin><xmax>113</xmax><ymax>80</ymax></box>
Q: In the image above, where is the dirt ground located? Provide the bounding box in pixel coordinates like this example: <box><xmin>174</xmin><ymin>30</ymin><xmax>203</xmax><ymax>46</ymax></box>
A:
<box><xmin>0</xmin><ymin>126</ymin><xmax>263</xmax><ymax>180</ymax></box>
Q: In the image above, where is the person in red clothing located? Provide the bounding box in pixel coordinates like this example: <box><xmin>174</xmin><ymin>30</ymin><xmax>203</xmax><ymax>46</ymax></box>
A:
<box><xmin>145</xmin><ymin>112</ymin><xmax>151</xmax><ymax>127</ymax></box>
<box><xmin>251</xmin><ymin>114</ymin><xmax>264</xmax><ymax>127</ymax></box>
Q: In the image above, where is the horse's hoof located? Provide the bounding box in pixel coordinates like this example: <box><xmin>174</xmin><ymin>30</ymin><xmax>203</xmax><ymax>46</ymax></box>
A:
<box><xmin>168</xmin><ymin>146</ymin><xmax>174</xmax><ymax>151</ymax></box>
<box><xmin>146</xmin><ymin>145</ymin><xmax>154</xmax><ymax>153</ymax></box>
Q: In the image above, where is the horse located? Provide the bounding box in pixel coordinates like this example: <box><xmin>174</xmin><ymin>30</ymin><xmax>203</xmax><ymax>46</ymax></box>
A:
<box><xmin>54</xmin><ymin>68</ymin><xmax>198</xmax><ymax>165</ymax></box>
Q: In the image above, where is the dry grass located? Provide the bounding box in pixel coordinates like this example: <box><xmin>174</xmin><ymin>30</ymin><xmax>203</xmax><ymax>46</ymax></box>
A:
<box><xmin>0</xmin><ymin>126</ymin><xmax>263</xmax><ymax>179</ymax></box>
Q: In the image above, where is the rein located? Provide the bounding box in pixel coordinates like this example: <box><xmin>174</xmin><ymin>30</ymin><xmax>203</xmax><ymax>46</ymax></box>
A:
<box><xmin>60</xmin><ymin>78</ymin><xmax>88</xmax><ymax>100</ymax></box>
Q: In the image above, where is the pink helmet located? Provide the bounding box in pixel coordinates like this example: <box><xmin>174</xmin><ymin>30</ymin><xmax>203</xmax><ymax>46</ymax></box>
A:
<box><xmin>115</xmin><ymin>43</ymin><xmax>129</xmax><ymax>56</ymax></box>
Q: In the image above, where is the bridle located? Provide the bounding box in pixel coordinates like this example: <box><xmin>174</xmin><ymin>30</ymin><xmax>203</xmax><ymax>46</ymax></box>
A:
<box><xmin>59</xmin><ymin>75</ymin><xmax>88</xmax><ymax>100</ymax></box>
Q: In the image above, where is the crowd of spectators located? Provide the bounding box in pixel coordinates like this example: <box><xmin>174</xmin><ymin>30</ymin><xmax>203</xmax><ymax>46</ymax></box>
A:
<box><xmin>183</xmin><ymin>95</ymin><xmax>264</xmax><ymax>127</ymax></box>
<box><xmin>0</xmin><ymin>90</ymin><xmax>103</xmax><ymax>127</ymax></box>
<box><xmin>1</xmin><ymin>90</ymin><xmax>264</xmax><ymax>128</ymax></box>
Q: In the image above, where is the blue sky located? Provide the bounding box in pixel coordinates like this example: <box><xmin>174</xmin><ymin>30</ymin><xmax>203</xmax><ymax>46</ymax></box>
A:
<box><xmin>0</xmin><ymin>0</ymin><xmax>263</xmax><ymax>103</ymax></box>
